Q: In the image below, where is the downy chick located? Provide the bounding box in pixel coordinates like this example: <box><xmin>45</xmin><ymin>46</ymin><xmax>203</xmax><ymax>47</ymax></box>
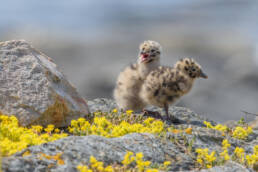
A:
<box><xmin>114</xmin><ymin>40</ymin><xmax>162</xmax><ymax>111</ymax></box>
<box><xmin>140</xmin><ymin>58</ymin><xmax>208</xmax><ymax>121</ymax></box>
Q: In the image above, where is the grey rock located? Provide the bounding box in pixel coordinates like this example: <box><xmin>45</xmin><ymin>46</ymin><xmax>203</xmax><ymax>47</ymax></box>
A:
<box><xmin>186</xmin><ymin>161</ymin><xmax>253</xmax><ymax>172</ymax></box>
<box><xmin>88</xmin><ymin>98</ymin><xmax>215</xmax><ymax>127</ymax></box>
<box><xmin>88</xmin><ymin>98</ymin><xmax>117</xmax><ymax>113</ymax></box>
<box><xmin>2</xmin><ymin>133</ymin><xmax>194</xmax><ymax>172</ymax></box>
<box><xmin>0</xmin><ymin>40</ymin><xmax>90</xmax><ymax>127</ymax></box>
<box><xmin>249</xmin><ymin>117</ymin><xmax>258</xmax><ymax>130</ymax></box>
<box><xmin>167</xmin><ymin>124</ymin><xmax>257</xmax><ymax>157</ymax></box>
<box><xmin>161</xmin><ymin>106</ymin><xmax>215</xmax><ymax>127</ymax></box>
<box><xmin>87</xmin><ymin>99</ymin><xmax>258</xmax><ymax>154</ymax></box>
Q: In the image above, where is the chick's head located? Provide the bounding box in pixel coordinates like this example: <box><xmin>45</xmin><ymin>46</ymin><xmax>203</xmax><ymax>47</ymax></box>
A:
<box><xmin>138</xmin><ymin>40</ymin><xmax>161</xmax><ymax>64</ymax></box>
<box><xmin>175</xmin><ymin>58</ymin><xmax>208</xmax><ymax>79</ymax></box>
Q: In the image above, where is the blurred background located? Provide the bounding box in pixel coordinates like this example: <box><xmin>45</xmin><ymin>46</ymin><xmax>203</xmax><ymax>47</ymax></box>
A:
<box><xmin>1</xmin><ymin>0</ymin><xmax>257</xmax><ymax>122</ymax></box>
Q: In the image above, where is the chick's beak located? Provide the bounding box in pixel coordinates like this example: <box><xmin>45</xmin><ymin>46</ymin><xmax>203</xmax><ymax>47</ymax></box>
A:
<box><xmin>200</xmin><ymin>70</ymin><xmax>208</xmax><ymax>79</ymax></box>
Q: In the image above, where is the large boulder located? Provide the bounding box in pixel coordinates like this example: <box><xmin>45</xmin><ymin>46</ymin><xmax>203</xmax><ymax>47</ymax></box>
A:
<box><xmin>0</xmin><ymin>40</ymin><xmax>90</xmax><ymax>127</ymax></box>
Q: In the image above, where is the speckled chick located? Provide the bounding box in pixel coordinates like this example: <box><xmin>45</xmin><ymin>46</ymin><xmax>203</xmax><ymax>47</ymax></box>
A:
<box><xmin>140</xmin><ymin>58</ymin><xmax>208</xmax><ymax>120</ymax></box>
<box><xmin>114</xmin><ymin>40</ymin><xmax>162</xmax><ymax>111</ymax></box>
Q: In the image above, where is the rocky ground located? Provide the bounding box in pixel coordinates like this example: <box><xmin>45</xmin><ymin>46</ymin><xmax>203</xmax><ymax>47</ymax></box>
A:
<box><xmin>2</xmin><ymin>98</ymin><xmax>257</xmax><ymax>172</ymax></box>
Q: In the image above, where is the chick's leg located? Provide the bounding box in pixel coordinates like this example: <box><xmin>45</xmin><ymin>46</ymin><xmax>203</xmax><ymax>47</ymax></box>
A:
<box><xmin>164</xmin><ymin>103</ymin><xmax>169</xmax><ymax>119</ymax></box>
<box><xmin>163</xmin><ymin>103</ymin><xmax>180</xmax><ymax>124</ymax></box>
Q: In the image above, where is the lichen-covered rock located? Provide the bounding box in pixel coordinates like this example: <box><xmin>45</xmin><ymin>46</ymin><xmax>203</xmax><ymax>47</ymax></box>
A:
<box><xmin>1</xmin><ymin>98</ymin><xmax>257</xmax><ymax>172</ymax></box>
<box><xmin>88</xmin><ymin>98</ymin><xmax>215</xmax><ymax>127</ymax></box>
<box><xmin>2</xmin><ymin>133</ymin><xmax>194</xmax><ymax>172</ymax></box>
<box><xmin>87</xmin><ymin>98</ymin><xmax>117</xmax><ymax>113</ymax></box>
<box><xmin>0</xmin><ymin>40</ymin><xmax>90</xmax><ymax>127</ymax></box>
<box><xmin>187</xmin><ymin>161</ymin><xmax>253</xmax><ymax>172</ymax></box>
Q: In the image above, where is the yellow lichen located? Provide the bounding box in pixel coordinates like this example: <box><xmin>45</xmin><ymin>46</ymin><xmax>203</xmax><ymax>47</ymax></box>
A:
<box><xmin>0</xmin><ymin>114</ymin><xmax>67</xmax><ymax>156</ymax></box>
<box><xmin>77</xmin><ymin>152</ymin><xmax>171</xmax><ymax>172</ymax></box>
<box><xmin>196</xmin><ymin>139</ymin><xmax>258</xmax><ymax>169</ymax></box>
<box><xmin>203</xmin><ymin>121</ymin><xmax>253</xmax><ymax>140</ymax></box>
<box><xmin>37</xmin><ymin>95</ymin><xmax>70</xmax><ymax>127</ymax></box>
<box><xmin>40</xmin><ymin>152</ymin><xmax>65</xmax><ymax>165</ymax></box>
<box><xmin>68</xmin><ymin>117</ymin><xmax>165</xmax><ymax>138</ymax></box>
<box><xmin>232</xmin><ymin>126</ymin><xmax>253</xmax><ymax>140</ymax></box>
<box><xmin>195</xmin><ymin>148</ymin><xmax>216</xmax><ymax>169</ymax></box>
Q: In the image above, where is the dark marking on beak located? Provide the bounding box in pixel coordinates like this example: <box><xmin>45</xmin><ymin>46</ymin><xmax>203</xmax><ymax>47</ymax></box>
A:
<box><xmin>200</xmin><ymin>70</ymin><xmax>208</xmax><ymax>79</ymax></box>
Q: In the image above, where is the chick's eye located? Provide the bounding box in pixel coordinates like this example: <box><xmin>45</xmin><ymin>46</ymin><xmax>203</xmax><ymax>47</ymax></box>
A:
<box><xmin>151</xmin><ymin>49</ymin><xmax>155</xmax><ymax>52</ymax></box>
<box><xmin>192</xmin><ymin>68</ymin><xmax>196</xmax><ymax>72</ymax></box>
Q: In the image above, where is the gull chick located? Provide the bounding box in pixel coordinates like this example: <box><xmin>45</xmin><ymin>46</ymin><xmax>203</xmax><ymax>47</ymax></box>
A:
<box><xmin>114</xmin><ymin>40</ymin><xmax>162</xmax><ymax>111</ymax></box>
<box><xmin>140</xmin><ymin>58</ymin><xmax>208</xmax><ymax>121</ymax></box>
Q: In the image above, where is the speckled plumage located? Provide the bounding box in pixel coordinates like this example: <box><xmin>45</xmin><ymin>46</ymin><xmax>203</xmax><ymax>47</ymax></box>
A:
<box><xmin>114</xmin><ymin>40</ymin><xmax>162</xmax><ymax>111</ymax></box>
<box><xmin>141</xmin><ymin>66</ymin><xmax>189</xmax><ymax>108</ymax></box>
<box><xmin>140</xmin><ymin>58</ymin><xmax>207</xmax><ymax>119</ymax></box>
